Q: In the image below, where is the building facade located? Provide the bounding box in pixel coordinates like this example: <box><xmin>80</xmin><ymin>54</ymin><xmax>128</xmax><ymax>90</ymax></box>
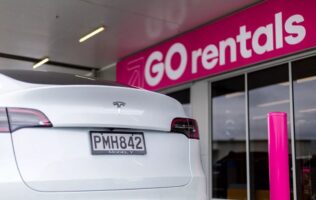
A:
<box><xmin>117</xmin><ymin>1</ymin><xmax>316</xmax><ymax>199</ymax></box>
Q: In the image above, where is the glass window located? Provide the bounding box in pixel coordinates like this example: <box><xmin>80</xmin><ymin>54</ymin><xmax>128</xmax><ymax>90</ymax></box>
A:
<box><xmin>248</xmin><ymin>64</ymin><xmax>293</xmax><ymax>199</ymax></box>
<box><xmin>211</xmin><ymin>76</ymin><xmax>247</xmax><ymax>199</ymax></box>
<box><xmin>293</xmin><ymin>56</ymin><xmax>316</xmax><ymax>200</ymax></box>
<box><xmin>210</xmin><ymin>55</ymin><xmax>316</xmax><ymax>200</ymax></box>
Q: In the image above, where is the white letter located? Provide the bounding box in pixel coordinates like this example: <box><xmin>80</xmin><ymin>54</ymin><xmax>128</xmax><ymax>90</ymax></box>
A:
<box><xmin>202</xmin><ymin>44</ymin><xmax>218</xmax><ymax>70</ymax></box>
<box><xmin>144</xmin><ymin>51</ymin><xmax>164</xmax><ymax>86</ymax></box>
<box><xmin>236</xmin><ymin>25</ymin><xmax>252</xmax><ymax>58</ymax></box>
<box><xmin>192</xmin><ymin>48</ymin><xmax>202</xmax><ymax>74</ymax></box>
<box><xmin>275</xmin><ymin>12</ymin><xmax>284</xmax><ymax>49</ymax></box>
<box><xmin>252</xmin><ymin>24</ymin><xmax>274</xmax><ymax>55</ymax></box>
<box><xmin>165</xmin><ymin>43</ymin><xmax>187</xmax><ymax>80</ymax></box>
<box><xmin>285</xmin><ymin>14</ymin><xmax>306</xmax><ymax>45</ymax></box>
<box><xmin>219</xmin><ymin>37</ymin><xmax>237</xmax><ymax>65</ymax></box>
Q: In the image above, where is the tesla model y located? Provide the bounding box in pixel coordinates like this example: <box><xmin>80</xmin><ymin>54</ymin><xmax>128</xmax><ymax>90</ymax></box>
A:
<box><xmin>0</xmin><ymin>70</ymin><xmax>206</xmax><ymax>200</ymax></box>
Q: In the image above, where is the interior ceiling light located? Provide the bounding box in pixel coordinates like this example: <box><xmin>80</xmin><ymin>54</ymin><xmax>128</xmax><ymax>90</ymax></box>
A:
<box><xmin>257</xmin><ymin>99</ymin><xmax>290</xmax><ymax>107</ymax></box>
<box><xmin>299</xmin><ymin>108</ymin><xmax>316</xmax><ymax>113</ymax></box>
<box><xmin>296</xmin><ymin>76</ymin><xmax>316</xmax><ymax>83</ymax></box>
<box><xmin>278</xmin><ymin>82</ymin><xmax>290</xmax><ymax>86</ymax></box>
<box><xmin>79</xmin><ymin>26</ymin><xmax>105</xmax><ymax>43</ymax></box>
<box><xmin>33</xmin><ymin>57</ymin><xmax>49</xmax><ymax>69</ymax></box>
<box><xmin>225</xmin><ymin>92</ymin><xmax>244</xmax><ymax>98</ymax></box>
<box><xmin>252</xmin><ymin>115</ymin><xmax>267</xmax><ymax>120</ymax></box>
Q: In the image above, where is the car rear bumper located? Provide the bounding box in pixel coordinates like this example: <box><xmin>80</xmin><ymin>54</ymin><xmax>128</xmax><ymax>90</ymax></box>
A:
<box><xmin>0</xmin><ymin>134</ymin><xmax>206</xmax><ymax>200</ymax></box>
<box><xmin>1</xmin><ymin>176</ymin><xmax>206</xmax><ymax>200</ymax></box>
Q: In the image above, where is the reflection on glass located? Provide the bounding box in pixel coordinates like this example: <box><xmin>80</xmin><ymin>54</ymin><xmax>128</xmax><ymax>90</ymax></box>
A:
<box><xmin>293</xmin><ymin>56</ymin><xmax>316</xmax><ymax>200</ymax></box>
<box><xmin>212</xmin><ymin>76</ymin><xmax>247</xmax><ymax>199</ymax></box>
<box><xmin>248</xmin><ymin>64</ymin><xmax>293</xmax><ymax>200</ymax></box>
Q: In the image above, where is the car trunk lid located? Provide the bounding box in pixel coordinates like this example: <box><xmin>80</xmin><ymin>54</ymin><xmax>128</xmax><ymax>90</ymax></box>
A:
<box><xmin>4</xmin><ymin>85</ymin><xmax>191</xmax><ymax>192</ymax></box>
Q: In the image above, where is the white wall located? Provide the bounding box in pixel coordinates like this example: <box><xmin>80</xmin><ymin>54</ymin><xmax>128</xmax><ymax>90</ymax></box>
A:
<box><xmin>190</xmin><ymin>80</ymin><xmax>210</xmax><ymax>198</ymax></box>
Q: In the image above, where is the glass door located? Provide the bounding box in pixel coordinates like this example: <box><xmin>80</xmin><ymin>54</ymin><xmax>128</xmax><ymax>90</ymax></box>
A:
<box><xmin>211</xmin><ymin>76</ymin><xmax>247</xmax><ymax>199</ymax></box>
<box><xmin>248</xmin><ymin>64</ymin><xmax>293</xmax><ymax>200</ymax></box>
<box><xmin>211</xmin><ymin>65</ymin><xmax>294</xmax><ymax>200</ymax></box>
<box><xmin>211</xmin><ymin>55</ymin><xmax>316</xmax><ymax>200</ymax></box>
<box><xmin>292</xmin><ymin>56</ymin><xmax>316</xmax><ymax>200</ymax></box>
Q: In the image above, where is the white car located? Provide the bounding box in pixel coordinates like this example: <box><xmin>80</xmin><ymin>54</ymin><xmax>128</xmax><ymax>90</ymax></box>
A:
<box><xmin>0</xmin><ymin>70</ymin><xmax>206</xmax><ymax>200</ymax></box>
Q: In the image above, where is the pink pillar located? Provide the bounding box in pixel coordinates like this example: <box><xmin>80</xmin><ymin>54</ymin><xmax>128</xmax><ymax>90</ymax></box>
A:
<box><xmin>268</xmin><ymin>112</ymin><xmax>290</xmax><ymax>200</ymax></box>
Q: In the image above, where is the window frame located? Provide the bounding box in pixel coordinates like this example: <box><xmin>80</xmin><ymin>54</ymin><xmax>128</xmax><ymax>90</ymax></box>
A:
<box><xmin>207</xmin><ymin>49</ymin><xmax>316</xmax><ymax>200</ymax></box>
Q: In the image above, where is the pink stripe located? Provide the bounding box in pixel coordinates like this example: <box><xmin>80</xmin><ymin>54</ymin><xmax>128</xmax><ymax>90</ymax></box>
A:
<box><xmin>268</xmin><ymin>112</ymin><xmax>290</xmax><ymax>200</ymax></box>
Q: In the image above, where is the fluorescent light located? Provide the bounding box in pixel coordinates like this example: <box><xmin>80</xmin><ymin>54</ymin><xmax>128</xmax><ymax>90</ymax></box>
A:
<box><xmin>299</xmin><ymin>108</ymin><xmax>316</xmax><ymax>113</ymax></box>
<box><xmin>257</xmin><ymin>99</ymin><xmax>289</xmax><ymax>107</ymax></box>
<box><xmin>79</xmin><ymin>26</ymin><xmax>105</xmax><ymax>43</ymax></box>
<box><xmin>75</xmin><ymin>75</ymin><xmax>95</xmax><ymax>81</ymax></box>
<box><xmin>225</xmin><ymin>92</ymin><xmax>244</xmax><ymax>98</ymax></box>
<box><xmin>33</xmin><ymin>57</ymin><xmax>49</xmax><ymax>69</ymax></box>
<box><xmin>296</xmin><ymin>76</ymin><xmax>316</xmax><ymax>83</ymax></box>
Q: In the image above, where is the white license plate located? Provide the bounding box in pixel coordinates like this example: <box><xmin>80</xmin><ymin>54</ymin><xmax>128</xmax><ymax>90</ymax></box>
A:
<box><xmin>90</xmin><ymin>132</ymin><xmax>146</xmax><ymax>155</ymax></box>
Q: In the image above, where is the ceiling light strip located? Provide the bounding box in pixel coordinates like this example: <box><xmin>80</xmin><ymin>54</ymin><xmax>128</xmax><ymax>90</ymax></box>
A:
<box><xmin>33</xmin><ymin>57</ymin><xmax>49</xmax><ymax>69</ymax></box>
<box><xmin>79</xmin><ymin>26</ymin><xmax>105</xmax><ymax>43</ymax></box>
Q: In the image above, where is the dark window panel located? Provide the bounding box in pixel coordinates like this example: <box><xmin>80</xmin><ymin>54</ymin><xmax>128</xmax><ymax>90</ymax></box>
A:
<box><xmin>248</xmin><ymin>64</ymin><xmax>293</xmax><ymax>199</ymax></box>
<box><xmin>292</xmin><ymin>56</ymin><xmax>316</xmax><ymax>200</ymax></box>
<box><xmin>212</xmin><ymin>75</ymin><xmax>247</xmax><ymax>199</ymax></box>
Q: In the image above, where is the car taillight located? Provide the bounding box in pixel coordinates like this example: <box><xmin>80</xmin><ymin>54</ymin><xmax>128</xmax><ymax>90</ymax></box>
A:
<box><xmin>171</xmin><ymin>118</ymin><xmax>199</xmax><ymax>139</ymax></box>
<box><xmin>0</xmin><ymin>108</ymin><xmax>10</xmax><ymax>133</ymax></box>
<box><xmin>7</xmin><ymin>108</ymin><xmax>52</xmax><ymax>132</ymax></box>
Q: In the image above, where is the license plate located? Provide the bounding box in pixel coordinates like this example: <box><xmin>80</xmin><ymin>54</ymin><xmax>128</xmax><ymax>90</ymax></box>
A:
<box><xmin>90</xmin><ymin>132</ymin><xmax>146</xmax><ymax>155</ymax></box>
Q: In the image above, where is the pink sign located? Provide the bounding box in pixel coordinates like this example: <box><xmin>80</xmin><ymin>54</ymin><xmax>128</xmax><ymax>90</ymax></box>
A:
<box><xmin>117</xmin><ymin>0</ymin><xmax>316</xmax><ymax>90</ymax></box>
<box><xmin>268</xmin><ymin>112</ymin><xmax>290</xmax><ymax>200</ymax></box>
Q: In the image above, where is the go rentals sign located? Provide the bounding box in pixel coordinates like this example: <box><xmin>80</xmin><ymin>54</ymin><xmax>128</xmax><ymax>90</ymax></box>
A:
<box><xmin>117</xmin><ymin>0</ymin><xmax>316</xmax><ymax>90</ymax></box>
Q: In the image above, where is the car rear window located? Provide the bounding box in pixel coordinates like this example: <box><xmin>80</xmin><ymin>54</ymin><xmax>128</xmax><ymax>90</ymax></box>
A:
<box><xmin>0</xmin><ymin>70</ymin><xmax>126</xmax><ymax>87</ymax></box>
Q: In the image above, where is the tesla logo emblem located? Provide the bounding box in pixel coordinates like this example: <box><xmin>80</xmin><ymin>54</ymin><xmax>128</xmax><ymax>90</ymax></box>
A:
<box><xmin>113</xmin><ymin>101</ymin><xmax>126</xmax><ymax>108</ymax></box>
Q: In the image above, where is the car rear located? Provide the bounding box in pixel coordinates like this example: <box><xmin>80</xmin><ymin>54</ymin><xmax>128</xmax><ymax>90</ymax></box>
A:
<box><xmin>0</xmin><ymin>70</ymin><xmax>206</xmax><ymax>200</ymax></box>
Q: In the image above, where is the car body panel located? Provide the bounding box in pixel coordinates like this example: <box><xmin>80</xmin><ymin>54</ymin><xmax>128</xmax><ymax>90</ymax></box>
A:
<box><xmin>12</xmin><ymin>128</ymin><xmax>191</xmax><ymax>191</ymax></box>
<box><xmin>0</xmin><ymin>85</ymin><xmax>184</xmax><ymax>131</ymax></box>
<box><xmin>0</xmin><ymin>135</ymin><xmax>206</xmax><ymax>200</ymax></box>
